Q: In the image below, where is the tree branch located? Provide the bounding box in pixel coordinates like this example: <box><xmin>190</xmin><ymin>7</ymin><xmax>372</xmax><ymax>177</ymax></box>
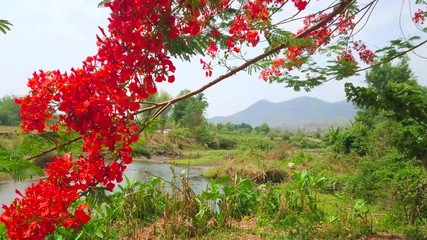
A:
<box><xmin>23</xmin><ymin>0</ymin><xmax>353</xmax><ymax>162</ymax></box>
<box><xmin>25</xmin><ymin>136</ymin><xmax>82</xmax><ymax>161</ymax></box>
<box><xmin>136</xmin><ymin>0</ymin><xmax>353</xmax><ymax>114</ymax></box>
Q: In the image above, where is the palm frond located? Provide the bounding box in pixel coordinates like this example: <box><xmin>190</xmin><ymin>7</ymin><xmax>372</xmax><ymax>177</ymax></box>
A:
<box><xmin>0</xmin><ymin>19</ymin><xmax>13</xmax><ymax>35</ymax></box>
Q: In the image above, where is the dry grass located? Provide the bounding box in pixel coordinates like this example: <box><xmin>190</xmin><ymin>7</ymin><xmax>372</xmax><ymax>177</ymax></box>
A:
<box><xmin>120</xmin><ymin>217</ymin><xmax>262</xmax><ymax>240</ymax></box>
<box><xmin>0</xmin><ymin>127</ymin><xmax>22</xmax><ymax>150</ymax></box>
<box><xmin>0</xmin><ymin>125</ymin><xmax>20</xmax><ymax>133</ymax></box>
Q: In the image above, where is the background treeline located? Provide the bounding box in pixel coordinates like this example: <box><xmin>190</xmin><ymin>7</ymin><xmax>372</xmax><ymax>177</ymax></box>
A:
<box><xmin>0</xmin><ymin>95</ymin><xmax>20</xmax><ymax>126</ymax></box>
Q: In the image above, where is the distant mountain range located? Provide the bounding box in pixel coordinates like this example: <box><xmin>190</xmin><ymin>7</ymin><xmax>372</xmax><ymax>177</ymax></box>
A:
<box><xmin>209</xmin><ymin>97</ymin><xmax>357</xmax><ymax>129</ymax></box>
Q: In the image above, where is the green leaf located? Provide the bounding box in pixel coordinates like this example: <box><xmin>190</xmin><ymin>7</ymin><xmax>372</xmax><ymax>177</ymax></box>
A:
<box><xmin>214</xmin><ymin>176</ymin><xmax>230</xmax><ymax>185</ymax></box>
<box><xmin>265</xmin><ymin>28</ymin><xmax>292</xmax><ymax>49</ymax></box>
<box><xmin>0</xmin><ymin>19</ymin><xmax>13</xmax><ymax>35</ymax></box>
<box><xmin>97</xmin><ymin>0</ymin><xmax>111</xmax><ymax>8</ymax></box>
<box><xmin>0</xmin><ymin>158</ymin><xmax>44</xmax><ymax>181</ymax></box>
<box><xmin>95</xmin><ymin>230</ymin><xmax>104</xmax><ymax>238</ymax></box>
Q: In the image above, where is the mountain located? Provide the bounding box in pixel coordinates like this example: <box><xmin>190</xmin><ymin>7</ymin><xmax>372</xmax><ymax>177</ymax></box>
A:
<box><xmin>209</xmin><ymin>97</ymin><xmax>357</xmax><ymax>128</ymax></box>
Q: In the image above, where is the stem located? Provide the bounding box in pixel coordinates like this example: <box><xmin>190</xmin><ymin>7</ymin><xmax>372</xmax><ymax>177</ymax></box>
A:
<box><xmin>25</xmin><ymin>136</ymin><xmax>82</xmax><ymax>161</ymax></box>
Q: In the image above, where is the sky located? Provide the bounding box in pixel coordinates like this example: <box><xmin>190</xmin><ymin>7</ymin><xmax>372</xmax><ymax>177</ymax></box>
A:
<box><xmin>0</xmin><ymin>0</ymin><xmax>426</xmax><ymax>118</ymax></box>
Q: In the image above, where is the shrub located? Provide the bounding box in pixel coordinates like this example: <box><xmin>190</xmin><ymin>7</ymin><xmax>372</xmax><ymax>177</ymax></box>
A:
<box><xmin>216</xmin><ymin>135</ymin><xmax>237</xmax><ymax>150</ymax></box>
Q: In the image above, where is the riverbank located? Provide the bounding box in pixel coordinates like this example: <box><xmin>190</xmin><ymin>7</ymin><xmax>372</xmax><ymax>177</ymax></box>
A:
<box><xmin>0</xmin><ymin>152</ymin><xmax>213</xmax><ymax>184</ymax></box>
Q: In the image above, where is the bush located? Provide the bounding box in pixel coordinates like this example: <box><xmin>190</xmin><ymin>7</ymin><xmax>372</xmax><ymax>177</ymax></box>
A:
<box><xmin>169</xmin><ymin>128</ymin><xmax>192</xmax><ymax>143</ymax></box>
<box><xmin>327</xmin><ymin>123</ymin><xmax>370</xmax><ymax>155</ymax></box>
<box><xmin>216</xmin><ymin>135</ymin><xmax>237</xmax><ymax>150</ymax></box>
<box><xmin>132</xmin><ymin>141</ymin><xmax>152</xmax><ymax>158</ymax></box>
<box><xmin>241</xmin><ymin>137</ymin><xmax>275</xmax><ymax>151</ymax></box>
<box><xmin>290</xmin><ymin>137</ymin><xmax>323</xmax><ymax>149</ymax></box>
<box><xmin>391</xmin><ymin>165</ymin><xmax>427</xmax><ymax>224</ymax></box>
<box><xmin>343</xmin><ymin>150</ymin><xmax>427</xmax><ymax>226</ymax></box>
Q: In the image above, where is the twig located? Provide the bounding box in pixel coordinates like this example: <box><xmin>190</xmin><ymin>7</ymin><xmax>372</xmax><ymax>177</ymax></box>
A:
<box><xmin>25</xmin><ymin>136</ymin><xmax>82</xmax><ymax>161</ymax></box>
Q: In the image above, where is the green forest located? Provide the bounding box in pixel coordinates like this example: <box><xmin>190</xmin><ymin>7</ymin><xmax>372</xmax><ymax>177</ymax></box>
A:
<box><xmin>1</xmin><ymin>59</ymin><xmax>426</xmax><ymax>239</ymax></box>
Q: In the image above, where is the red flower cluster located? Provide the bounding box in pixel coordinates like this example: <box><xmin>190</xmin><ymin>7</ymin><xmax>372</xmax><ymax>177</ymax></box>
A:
<box><xmin>1</xmin><ymin>0</ymin><xmax>211</xmax><ymax>238</ymax></box>
<box><xmin>337</xmin><ymin>49</ymin><xmax>355</xmax><ymax>63</ymax></box>
<box><xmin>2</xmin><ymin>0</ymin><xmax>287</xmax><ymax>238</ymax></box>
<box><xmin>0</xmin><ymin>155</ymin><xmax>93</xmax><ymax>239</ymax></box>
<box><xmin>261</xmin><ymin>12</ymin><xmax>335</xmax><ymax>81</ymax></box>
<box><xmin>260</xmin><ymin>58</ymin><xmax>285</xmax><ymax>81</ymax></box>
<box><xmin>0</xmin><ymin>0</ymin><xmax>386</xmax><ymax>238</ymax></box>
<box><xmin>200</xmin><ymin>59</ymin><xmax>213</xmax><ymax>77</ymax></box>
<box><xmin>292</xmin><ymin>0</ymin><xmax>308</xmax><ymax>11</ymax></box>
<box><xmin>353</xmin><ymin>40</ymin><xmax>374</xmax><ymax>65</ymax></box>
<box><xmin>413</xmin><ymin>9</ymin><xmax>426</xmax><ymax>24</ymax></box>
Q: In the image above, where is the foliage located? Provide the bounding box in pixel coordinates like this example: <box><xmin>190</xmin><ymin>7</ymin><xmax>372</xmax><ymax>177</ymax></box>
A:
<box><xmin>2</xmin><ymin>0</ymin><xmax>427</xmax><ymax>238</ymax></box>
<box><xmin>255</xmin><ymin>123</ymin><xmax>271</xmax><ymax>135</ymax></box>
<box><xmin>345</xmin><ymin>57</ymin><xmax>427</xmax><ymax>160</ymax></box>
<box><xmin>257</xmin><ymin>170</ymin><xmax>326</xmax><ymax>239</ymax></box>
<box><xmin>0</xmin><ymin>223</ymin><xmax>6</xmax><ymax>240</ymax></box>
<box><xmin>0</xmin><ymin>19</ymin><xmax>12</xmax><ymax>35</ymax></box>
<box><xmin>222</xmin><ymin>177</ymin><xmax>260</xmax><ymax>220</ymax></box>
<box><xmin>328</xmin><ymin>60</ymin><xmax>427</xmax><ymax>231</ymax></box>
<box><xmin>219</xmin><ymin>122</ymin><xmax>254</xmax><ymax>133</ymax></box>
<box><xmin>0</xmin><ymin>95</ymin><xmax>20</xmax><ymax>126</ymax></box>
<box><xmin>177</xmin><ymin>93</ymin><xmax>208</xmax><ymax>128</ymax></box>
<box><xmin>290</xmin><ymin>135</ymin><xmax>324</xmax><ymax>149</ymax></box>
<box><xmin>46</xmin><ymin>177</ymin><xmax>166</xmax><ymax>239</ymax></box>
<box><xmin>212</xmin><ymin>134</ymin><xmax>238</xmax><ymax>150</ymax></box>
<box><xmin>336</xmin><ymin>150</ymin><xmax>427</xmax><ymax>239</ymax></box>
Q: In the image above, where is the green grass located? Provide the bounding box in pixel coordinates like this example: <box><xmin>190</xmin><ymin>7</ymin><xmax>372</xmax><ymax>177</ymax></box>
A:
<box><xmin>170</xmin><ymin>150</ymin><xmax>235</xmax><ymax>166</ymax></box>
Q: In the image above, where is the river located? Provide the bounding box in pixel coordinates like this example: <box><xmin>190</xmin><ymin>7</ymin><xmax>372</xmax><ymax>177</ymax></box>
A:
<box><xmin>0</xmin><ymin>161</ymin><xmax>211</xmax><ymax>209</ymax></box>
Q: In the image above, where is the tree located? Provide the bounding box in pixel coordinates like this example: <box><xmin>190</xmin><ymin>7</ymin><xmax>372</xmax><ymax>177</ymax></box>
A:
<box><xmin>257</xmin><ymin>123</ymin><xmax>271</xmax><ymax>135</ymax></box>
<box><xmin>170</xmin><ymin>89</ymin><xmax>192</xmax><ymax>125</ymax></box>
<box><xmin>171</xmin><ymin>90</ymin><xmax>208</xmax><ymax>128</ymax></box>
<box><xmin>344</xmin><ymin>57</ymin><xmax>427</xmax><ymax>160</ymax></box>
<box><xmin>1</xmin><ymin>0</ymin><xmax>427</xmax><ymax>238</ymax></box>
<box><xmin>171</xmin><ymin>91</ymin><xmax>210</xmax><ymax>144</ymax></box>
<box><xmin>178</xmin><ymin>93</ymin><xmax>209</xmax><ymax>128</ymax></box>
<box><xmin>0</xmin><ymin>95</ymin><xmax>21</xmax><ymax>126</ymax></box>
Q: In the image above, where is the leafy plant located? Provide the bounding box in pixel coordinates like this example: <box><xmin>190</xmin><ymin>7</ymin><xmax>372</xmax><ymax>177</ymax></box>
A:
<box><xmin>222</xmin><ymin>177</ymin><xmax>260</xmax><ymax>220</ymax></box>
<box><xmin>350</xmin><ymin>199</ymin><xmax>373</xmax><ymax>235</ymax></box>
<box><xmin>0</xmin><ymin>223</ymin><xmax>6</xmax><ymax>240</ymax></box>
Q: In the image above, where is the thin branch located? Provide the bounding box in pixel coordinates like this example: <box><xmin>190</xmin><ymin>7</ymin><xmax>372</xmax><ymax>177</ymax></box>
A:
<box><xmin>25</xmin><ymin>136</ymin><xmax>82</xmax><ymax>161</ymax></box>
<box><xmin>136</xmin><ymin>0</ymin><xmax>353</xmax><ymax>115</ymax></box>
<box><xmin>137</xmin><ymin>101</ymin><xmax>172</xmax><ymax>135</ymax></box>
<box><xmin>356</xmin><ymin>39</ymin><xmax>427</xmax><ymax>73</ymax></box>
<box><xmin>23</xmin><ymin>0</ymin><xmax>353</xmax><ymax>162</ymax></box>
<box><xmin>400</xmin><ymin>0</ymin><xmax>427</xmax><ymax>59</ymax></box>
<box><xmin>319</xmin><ymin>39</ymin><xmax>427</xmax><ymax>84</ymax></box>
<box><xmin>273</xmin><ymin>1</ymin><xmax>340</xmax><ymax>27</ymax></box>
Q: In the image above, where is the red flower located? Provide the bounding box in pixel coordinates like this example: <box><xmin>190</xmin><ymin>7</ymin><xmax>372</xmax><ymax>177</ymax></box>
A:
<box><xmin>292</xmin><ymin>0</ymin><xmax>308</xmax><ymax>11</ymax></box>
<box><xmin>413</xmin><ymin>9</ymin><xmax>425</xmax><ymax>24</ymax></box>
<box><xmin>74</xmin><ymin>204</ymin><xmax>91</xmax><ymax>225</ymax></box>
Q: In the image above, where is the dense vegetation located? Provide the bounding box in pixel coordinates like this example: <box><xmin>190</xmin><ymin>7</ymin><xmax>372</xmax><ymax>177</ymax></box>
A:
<box><xmin>0</xmin><ymin>96</ymin><xmax>20</xmax><ymax>126</ymax></box>
<box><xmin>0</xmin><ymin>59</ymin><xmax>426</xmax><ymax>239</ymax></box>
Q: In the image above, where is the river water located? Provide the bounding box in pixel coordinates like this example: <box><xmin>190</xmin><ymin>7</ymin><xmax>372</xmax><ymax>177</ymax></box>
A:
<box><xmin>0</xmin><ymin>161</ymin><xmax>211</xmax><ymax>209</ymax></box>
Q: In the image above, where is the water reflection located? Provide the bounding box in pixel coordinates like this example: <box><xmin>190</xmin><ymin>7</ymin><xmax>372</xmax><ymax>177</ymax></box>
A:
<box><xmin>123</xmin><ymin>161</ymin><xmax>211</xmax><ymax>194</ymax></box>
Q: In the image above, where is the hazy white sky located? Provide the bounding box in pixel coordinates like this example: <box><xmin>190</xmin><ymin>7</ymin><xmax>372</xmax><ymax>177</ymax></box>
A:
<box><xmin>1</xmin><ymin>0</ymin><xmax>426</xmax><ymax>117</ymax></box>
